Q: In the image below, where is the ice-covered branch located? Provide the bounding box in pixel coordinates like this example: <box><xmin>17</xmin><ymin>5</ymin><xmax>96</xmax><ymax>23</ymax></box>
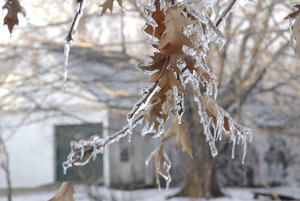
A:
<box><xmin>62</xmin><ymin>114</ymin><xmax>143</xmax><ymax>174</ymax></box>
<box><xmin>127</xmin><ymin>56</ymin><xmax>169</xmax><ymax>121</ymax></box>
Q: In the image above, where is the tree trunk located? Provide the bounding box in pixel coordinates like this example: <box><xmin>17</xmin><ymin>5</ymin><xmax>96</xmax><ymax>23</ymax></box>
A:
<box><xmin>0</xmin><ymin>132</ymin><xmax>12</xmax><ymax>201</ymax></box>
<box><xmin>177</xmin><ymin>95</ymin><xmax>224</xmax><ymax>198</ymax></box>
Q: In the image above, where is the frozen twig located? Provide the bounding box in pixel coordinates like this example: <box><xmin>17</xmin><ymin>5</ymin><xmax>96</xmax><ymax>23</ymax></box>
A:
<box><xmin>62</xmin><ymin>114</ymin><xmax>143</xmax><ymax>173</ymax></box>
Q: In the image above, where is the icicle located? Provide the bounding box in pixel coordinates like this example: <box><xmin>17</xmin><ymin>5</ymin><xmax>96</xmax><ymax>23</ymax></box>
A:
<box><xmin>216</xmin><ymin>110</ymin><xmax>224</xmax><ymax>141</ymax></box>
<box><xmin>127</xmin><ymin>117</ymin><xmax>133</xmax><ymax>142</ymax></box>
<box><xmin>63</xmin><ymin>42</ymin><xmax>71</xmax><ymax>95</ymax></box>
<box><xmin>166</xmin><ymin>176</ymin><xmax>171</xmax><ymax>190</ymax></box>
<box><xmin>128</xmin><ymin>131</ymin><xmax>132</xmax><ymax>142</ymax></box>
<box><xmin>242</xmin><ymin>127</ymin><xmax>253</xmax><ymax>163</ymax></box>
<box><xmin>63</xmin><ymin>162</ymin><xmax>72</xmax><ymax>175</ymax></box>
<box><xmin>62</xmin><ymin>0</ymin><xmax>87</xmax><ymax>94</ymax></box>
<box><xmin>209</xmin><ymin>141</ymin><xmax>218</xmax><ymax>157</ymax></box>
<box><xmin>213</xmin><ymin>81</ymin><xmax>218</xmax><ymax>100</ymax></box>
<box><xmin>242</xmin><ymin>138</ymin><xmax>247</xmax><ymax>164</ymax></box>
<box><xmin>175</xmin><ymin>90</ymin><xmax>185</xmax><ymax>124</ymax></box>
<box><xmin>231</xmin><ymin>133</ymin><xmax>236</xmax><ymax>159</ymax></box>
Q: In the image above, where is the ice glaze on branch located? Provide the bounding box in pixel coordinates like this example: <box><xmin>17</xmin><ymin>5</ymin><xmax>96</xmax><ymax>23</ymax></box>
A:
<box><xmin>63</xmin><ymin>0</ymin><xmax>253</xmax><ymax>189</ymax></box>
<box><xmin>62</xmin><ymin>114</ymin><xmax>143</xmax><ymax>173</ymax></box>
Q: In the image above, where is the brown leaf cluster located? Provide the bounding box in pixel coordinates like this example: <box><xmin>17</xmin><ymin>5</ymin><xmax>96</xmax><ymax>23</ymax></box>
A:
<box><xmin>140</xmin><ymin>3</ymin><xmax>198</xmax><ymax>131</ymax></box>
<box><xmin>49</xmin><ymin>181</ymin><xmax>75</xmax><ymax>201</ymax></box>
<box><xmin>141</xmin><ymin>3</ymin><xmax>226</xmax><ymax>171</ymax></box>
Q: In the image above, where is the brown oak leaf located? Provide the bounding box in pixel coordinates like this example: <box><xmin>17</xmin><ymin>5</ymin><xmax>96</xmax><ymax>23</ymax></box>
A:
<box><xmin>147</xmin><ymin>144</ymin><xmax>171</xmax><ymax>187</ymax></box>
<box><xmin>144</xmin><ymin>2</ymin><xmax>166</xmax><ymax>48</ymax></box>
<box><xmin>162</xmin><ymin>115</ymin><xmax>193</xmax><ymax>159</ymax></box>
<box><xmin>49</xmin><ymin>181</ymin><xmax>75</xmax><ymax>201</ymax></box>
<box><xmin>2</xmin><ymin>0</ymin><xmax>25</xmax><ymax>34</ymax></box>
<box><xmin>158</xmin><ymin>6</ymin><xmax>197</xmax><ymax>65</ymax></box>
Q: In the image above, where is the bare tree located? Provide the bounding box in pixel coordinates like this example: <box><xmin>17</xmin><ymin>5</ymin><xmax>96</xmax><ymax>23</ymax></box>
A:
<box><xmin>1</xmin><ymin>0</ymin><xmax>300</xmax><ymax>200</ymax></box>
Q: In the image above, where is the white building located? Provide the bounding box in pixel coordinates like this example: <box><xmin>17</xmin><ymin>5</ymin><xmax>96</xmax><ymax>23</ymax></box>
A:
<box><xmin>0</xmin><ymin>45</ymin><xmax>163</xmax><ymax>189</ymax></box>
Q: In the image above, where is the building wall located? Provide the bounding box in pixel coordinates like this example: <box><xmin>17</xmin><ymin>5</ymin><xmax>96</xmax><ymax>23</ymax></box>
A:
<box><xmin>105</xmin><ymin>112</ymin><xmax>185</xmax><ymax>189</ymax></box>
<box><xmin>0</xmin><ymin>103</ymin><xmax>108</xmax><ymax>188</ymax></box>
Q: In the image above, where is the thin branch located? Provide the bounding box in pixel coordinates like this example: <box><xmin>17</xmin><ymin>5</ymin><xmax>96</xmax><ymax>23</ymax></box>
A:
<box><xmin>127</xmin><ymin>56</ymin><xmax>170</xmax><ymax>120</ymax></box>
<box><xmin>63</xmin><ymin>114</ymin><xmax>144</xmax><ymax>170</ymax></box>
<box><xmin>65</xmin><ymin>0</ymin><xmax>87</xmax><ymax>43</ymax></box>
<box><xmin>215</xmin><ymin>0</ymin><xmax>237</xmax><ymax>27</ymax></box>
<box><xmin>103</xmin><ymin>114</ymin><xmax>143</xmax><ymax>146</ymax></box>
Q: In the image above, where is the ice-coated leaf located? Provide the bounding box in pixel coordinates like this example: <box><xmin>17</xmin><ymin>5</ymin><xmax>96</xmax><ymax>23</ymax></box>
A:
<box><xmin>162</xmin><ymin>115</ymin><xmax>193</xmax><ymax>159</ymax></box>
<box><xmin>49</xmin><ymin>181</ymin><xmax>75</xmax><ymax>201</ymax></box>
<box><xmin>62</xmin><ymin>136</ymin><xmax>105</xmax><ymax>174</ymax></box>
<box><xmin>146</xmin><ymin>144</ymin><xmax>172</xmax><ymax>189</ymax></box>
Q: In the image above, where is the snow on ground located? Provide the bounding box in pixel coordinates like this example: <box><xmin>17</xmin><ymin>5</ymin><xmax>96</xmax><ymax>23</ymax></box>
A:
<box><xmin>1</xmin><ymin>185</ymin><xmax>300</xmax><ymax>201</ymax></box>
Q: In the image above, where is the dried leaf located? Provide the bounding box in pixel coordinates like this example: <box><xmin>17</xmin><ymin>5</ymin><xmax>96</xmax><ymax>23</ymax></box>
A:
<box><xmin>2</xmin><ymin>0</ymin><xmax>24</xmax><ymax>33</ymax></box>
<box><xmin>138</xmin><ymin>5</ymin><xmax>198</xmax><ymax>133</ymax></box>
<box><xmin>144</xmin><ymin>2</ymin><xmax>165</xmax><ymax>41</ymax></box>
<box><xmin>284</xmin><ymin>4</ymin><xmax>300</xmax><ymax>20</ymax></box>
<box><xmin>49</xmin><ymin>181</ymin><xmax>75</xmax><ymax>201</ymax></box>
<box><xmin>100</xmin><ymin>0</ymin><xmax>122</xmax><ymax>15</ymax></box>
<box><xmin>143</xmin><ymin>99</ymin><xmax>163</xmax><ymax>131</ymax></box>
<box><xmin>158</xmin><ymin>6</ymin><xmax>197</xmax><ymax>65</ymax></box>
<box><xmin>162</xmin><ymin>116</ymin><xmax>193</xmax><ymax>159</ymax></box>
<box><xmin>147</xmin><ymin>144</ymin><xmax>171</xmax><ymax>188</ymax></box>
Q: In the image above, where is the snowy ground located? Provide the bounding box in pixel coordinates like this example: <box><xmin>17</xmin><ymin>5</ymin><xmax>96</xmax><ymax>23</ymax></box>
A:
<box><xmin>1</xmin><ymin>185</ymin><xmax>300</xmax><ymax>201</ymax></box>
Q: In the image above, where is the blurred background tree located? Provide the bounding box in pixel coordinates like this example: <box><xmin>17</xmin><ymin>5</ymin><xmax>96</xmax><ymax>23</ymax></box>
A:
<box><xmin>0</xmin><ymin>0</ymin><xmax>300</xmax><ymax>200</ymax></box>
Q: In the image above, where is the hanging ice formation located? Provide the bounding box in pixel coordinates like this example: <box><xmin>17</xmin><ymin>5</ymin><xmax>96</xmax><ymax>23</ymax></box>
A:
<box><xmin>126</xmin><ymin>0</ymin><xmax>252</xmax><ymax>186</ymax></box>
<box><xmin>63</xmin><ymin>0</ymin><xmax>253</xmax><ymax>189</ymax></box>
<box><xmin>62</xmin><ymin>0</ymin><xmax>87</xmax><ymax>94</ymax></box>
<box><xmin>62</xmin><ymin>115</ymin><xmax>144</xmax><ymax>174</ymax></box>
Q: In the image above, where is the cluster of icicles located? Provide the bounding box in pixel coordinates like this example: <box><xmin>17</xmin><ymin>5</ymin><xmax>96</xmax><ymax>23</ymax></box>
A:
<box><xmin>63</xmin><ymin>0</ymin><xmax>253</xmax><ymax>189</ymax></box>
